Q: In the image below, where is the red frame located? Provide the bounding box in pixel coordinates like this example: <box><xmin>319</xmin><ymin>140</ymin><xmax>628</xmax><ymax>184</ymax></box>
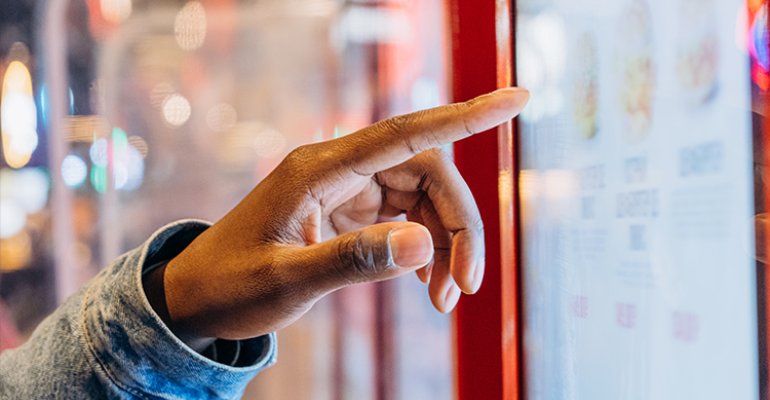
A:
<box><xmin>450</xmin><ymin>0</ymin><xmax>520</xmax><ymax>399</ymax></box>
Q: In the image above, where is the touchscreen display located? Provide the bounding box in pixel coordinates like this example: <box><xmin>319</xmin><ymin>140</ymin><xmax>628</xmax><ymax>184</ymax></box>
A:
<box><xmin>515</xmin><ymin>0</ymin><xmax>763</xmax><ymax>398</ymax></box>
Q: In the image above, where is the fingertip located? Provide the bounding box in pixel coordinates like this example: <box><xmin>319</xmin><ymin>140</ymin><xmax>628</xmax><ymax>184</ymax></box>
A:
<box><xmin>440</xmin><ymin>283</ymin><xmax>461</xmax><ymax>313</ymax></box>
<box><xmin>493</xmin><ymin>86</ymin><xmax>530</xmax><ymax>97</ymax></box>
<box><xmin>472</xmin><ymin>257</ymin><xmax>484</xmax><ymax>293</ymax></box>
<box><xmin>464</xmin><ymin>87</ymin><xmax>530</xmax><ymax>134</ymax></box>
<box><xmin>491</xmin><ymin>87</ymin><xmax>530</xmax><ymax>112</ymax></box>
<box><xmin>415</xmin><ymin>258</ymin><xmax>434</xmax><ymax>284</ymax></box>
<box><xmin>391</xmin><ymin>223</ymin><xmax>434</xmax><ymax>269</ymax></box>
<box><xmin>431</xmin><ymin>280</ymin><xmax>462</xmax><ymax>313</ymax></box>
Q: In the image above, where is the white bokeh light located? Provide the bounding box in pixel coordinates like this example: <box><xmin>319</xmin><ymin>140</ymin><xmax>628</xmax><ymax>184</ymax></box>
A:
<box><xmin>62</xmin><ymin>154</ymin><xmax>88</xmax><ymax>187</ymax></box>
<box><xmin>121</xmin><ymin>145</ymin><xmax>144</xmax><ymax>191</ymax></box>
<box><xmin>162</xmin><ymin>94</ymin><xmax>192</xmax><ymax>127</ymax></box>
<box><xmin>1</xmin><ymin>92</ymin><xmax>38</xmax><ymax>156</ymax></box>
<box><xmin>10</xmin><ymin>130</ymin><xmax>38</xmax><ymax>156</ymax></box>
<box><xmin>14</xmin><ymin>168</ymin><xmax>49</xmax><ymax>213</ymax></box>
<box><xmin>113</xmin><ymin>163</ymin><xmax>128</xmax><ymax>190</ymax></box>
<box><xmin>89</xmin><ymin>138</ymin><xmax>109</xmax><ymax>167</ymax></box>
<box><xmin>175</xmin><ymin>2</ymin><xmax>207</xmax><ymax>51</ymax></box>
<box><xmin>0</xmin><ymin>199</ymin><xmax>26</xmax><ymax>239</ymax></box>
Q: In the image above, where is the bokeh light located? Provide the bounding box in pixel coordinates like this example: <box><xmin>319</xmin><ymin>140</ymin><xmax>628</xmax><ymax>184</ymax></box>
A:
<box><xmin>100</xmin><ymin>0</ymin><xmax>132</xmax><ymax>24</ymax></box>
<box><xmin>175</xmin><ymin>1</ymin><xmax>207</xmax><ymax>51</ymax></box>
<box><xmin>127</xmin><ymin>135</ymin><xmax>148</xmax><ymax>158</ymax></box>
<box><xmin>62</xmin><ymin>155</ymin><xmax>88</xmax><ymax>187</ymax></box>
<box><xmin>89</xmin><ymin>138</ymin><xmax>109</xmax><ymax>167</ymax></box>
<box><xmin>749</xmin><ymin>4</ymin><xmax>768</xmax><ymax>89</ymax></box>
<box><xmin>120</xmin><ymin>146</ymin><xmax>144</xmax><ymax>191</ymax></box>
<box><xmin>254</xmin><ymin>129</ymin><xmax>287</xmax><ymax>158</ymax></box>
<box><xmin>14</xmin><ymin>168</ymin><xmax>49</xmax><ymax>214</ymax></box>
<box><xmin>1</xmin><ymin>61</ymin><xmax>38</xmax><ymax>169</ymax></box>
<box><xmin>91</xmin><ymin>166</ymin><xmax>107</xmax><ymax>194</ymax></box>
<box><xmin>112</xmin><ymin>127</ymin><xmax>128</xmax><ymax>154</ymax></box>
<box><xmin>162</xmin><ymin>94</ymin><xmax>192</xmax><ymax>126</ymax></box>
<box><xmin>0</xmin><ymin>229</ymin><xmax>32</xmax><ymax>272</ymax></box>
<box><xmin>107</xmin><ymin>128</ymin><xmax>144</xmax><ymax>191</ymax></box>
<box><xmin>0</xmin><ymin>167</ymin><xmax>49</xmax><ymax>241</ymax></box>
<box><xmin>751</xmin><ymin>5</ymin><xmax>768</xmax><ymax>70</ymax></box>
<box><xmin>113</xmin><ymin>163</ymin><xmax>128</xmax><ymax>190</ymax></box>
<box><xmin>39</xmin><ymin>85</ymin><xmax>75</xmax><ymax>126</ymax></box>
<box><xmin>0</xmin><ymin>199</ymin><xmax>26</xmax><ymax>239</ymax></box>
<box><xmin>206</xmin><ymin>103</ymin><xmax>237</xmax><ymax>132</ymax></box>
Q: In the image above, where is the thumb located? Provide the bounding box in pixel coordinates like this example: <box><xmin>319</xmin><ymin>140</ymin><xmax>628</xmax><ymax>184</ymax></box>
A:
<box><xmin>288</xmin><ymin>221</ymin><xmax>434</xmax><ymax>294</ymax></box>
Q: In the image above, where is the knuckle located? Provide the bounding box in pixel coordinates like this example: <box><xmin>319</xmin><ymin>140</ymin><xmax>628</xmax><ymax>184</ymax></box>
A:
<box><xmin>384</xmin><ymin>114</ymin><xmax>412</xmax><ymax>134</ymax></box>
<box><xmin>277</xmin><ymin>143</ymin><xmax>331</xmax><ymax>184</ymax></box>
<box><xmin>283</xmin><ymin>144</ymin><xmax>315</xmax><ymax>167</ymax></box>
<box><xmin>423</xmin><ymin>147</ymin><xmax>449</xmax><ymax>163</ymax></box>
<box><xmin>380</xmin><ymin>114</ymin><xmax>421</xmax><ymax>155</ymax></box>
<box><xmin>450</xmin><ymin>102</ymin><xmax>474</xmax><ymax>136</ymax></box>
<box><xmin>335</xmin><ymin>232</ymin><xmax>390</xmax><ymax>283</ymax></box>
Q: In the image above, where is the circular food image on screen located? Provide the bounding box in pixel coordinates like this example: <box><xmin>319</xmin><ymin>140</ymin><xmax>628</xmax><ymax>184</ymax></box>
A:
<box><xmin>616</xmin><ymin>0</ymin><xmax>655</xmax><ymax>144</ymax></box>
<box><xmin>676</xmin><ymin>0</ymin><xmax>719</xmax><ymax>106</ymax></box>
<box><xmin>573</xmin><ymin>33</ymin><xmax>599</xmax><ymax>139</ymax></box>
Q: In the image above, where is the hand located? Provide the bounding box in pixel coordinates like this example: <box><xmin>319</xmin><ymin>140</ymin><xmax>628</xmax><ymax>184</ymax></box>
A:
<box><xmin>146</xmin><ymin>88</ymin><xmax>529</xmax><ymax>346</ymax></box>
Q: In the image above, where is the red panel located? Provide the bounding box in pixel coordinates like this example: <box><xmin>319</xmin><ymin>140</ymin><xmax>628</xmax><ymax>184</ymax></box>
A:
<box><xmin>449</xmin><ymin>0</ymin><xmax>503</xmax><ymax>399</ymax></box>
<box><xmin>494</xmin><ymin>1</ymin><xmax>521</xmax><ymax>398</ymax></box>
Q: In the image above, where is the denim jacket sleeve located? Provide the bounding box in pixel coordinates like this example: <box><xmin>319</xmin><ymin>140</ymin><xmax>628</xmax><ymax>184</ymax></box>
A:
<box><xmin>0</xmin><ymin>220</ymin><xmax>277</xmax><ymax>400</ymax></box>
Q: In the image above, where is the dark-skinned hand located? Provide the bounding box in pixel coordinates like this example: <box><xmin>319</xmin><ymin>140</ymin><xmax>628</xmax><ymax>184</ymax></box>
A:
<box><xmin>143</xmin><ymin>87</ymin><xmax>530</xmax><ymax>351</ymax></box>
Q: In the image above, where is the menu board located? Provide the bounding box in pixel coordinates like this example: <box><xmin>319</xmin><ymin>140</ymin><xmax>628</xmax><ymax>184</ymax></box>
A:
<box><xmin>516</xmin><ymin>0</ymin><xmax>759</xmax><ymax>398</ymax></box>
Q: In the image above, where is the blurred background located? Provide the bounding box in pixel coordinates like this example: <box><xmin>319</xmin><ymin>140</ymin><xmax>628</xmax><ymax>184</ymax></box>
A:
<box><xmin>0</xmin><ymin>0</ymin><xmax>453</xmax><ymax>398</ymax></box>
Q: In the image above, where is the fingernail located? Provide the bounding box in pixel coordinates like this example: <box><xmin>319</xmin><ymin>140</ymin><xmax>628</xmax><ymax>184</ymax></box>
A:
<box><xmin>492</xmin><ymin>87</ymin><xmax>530</xmax><ymax>102</ymax></box>
<box><xmin>493</xmin><ymin>87</ymin><xmax>529</xmax><ymax>95</ymax></box>
<box><xmin>474</xmin><ymin>87</ymin><xmax>530</xmax><ymax>116</ymax></box>
<box><xmin>442</xmin><ymin>283</ymin><xmax>461</xmax><ymax>313</ymax></box>
<box><xmin>391</xmin><ymin>225</ymin><xmax>433</xmax><ymax>268</ymax></box>
<box><xmin>470</xmin><ymin>257</ymin><xmax>485</xmax><ymax>294</ymax></box>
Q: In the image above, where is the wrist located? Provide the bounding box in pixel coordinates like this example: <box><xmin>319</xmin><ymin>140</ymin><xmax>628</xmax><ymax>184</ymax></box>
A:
<box><xmin>142</xmin><ymin>260</ymin><xmax>216</xmax><ymax>353</ymax></box>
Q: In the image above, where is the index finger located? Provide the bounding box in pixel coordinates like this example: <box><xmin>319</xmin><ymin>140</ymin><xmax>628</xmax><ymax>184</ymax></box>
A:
<box><xmin>335</xmin><ymin>87</ymin><xmax>530</xmax><ymax>176</ymax></box>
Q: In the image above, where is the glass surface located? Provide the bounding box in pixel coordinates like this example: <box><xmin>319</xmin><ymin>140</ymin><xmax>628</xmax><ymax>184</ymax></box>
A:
<box><xmin>516</xmin><ymin>0</ymin><xmax>764</xmax><ymax>398</ymax></box>
<box><xmin>0</xmin><ymin>0</ymin><xmax>451</xmax><ymax>398</ymax></box>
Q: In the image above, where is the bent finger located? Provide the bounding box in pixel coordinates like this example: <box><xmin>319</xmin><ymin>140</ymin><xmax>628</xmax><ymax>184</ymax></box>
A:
<box><xmin>379</xmin><ymin>149</ymin><xmax>484</xmax><ymax>295</ymax></box>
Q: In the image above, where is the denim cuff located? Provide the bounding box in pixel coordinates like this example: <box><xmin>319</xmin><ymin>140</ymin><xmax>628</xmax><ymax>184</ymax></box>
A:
<box><xmin>81</xmin><ymin>220</ymin><xmax>277</xmax><ymax>399</ymax></box>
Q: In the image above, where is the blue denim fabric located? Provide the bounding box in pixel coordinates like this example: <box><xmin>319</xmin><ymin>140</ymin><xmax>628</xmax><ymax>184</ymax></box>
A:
<box><xmin>0</xmin><ymin>220</ymin><xmax>277</xmax><ymax>399</ymax></box>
